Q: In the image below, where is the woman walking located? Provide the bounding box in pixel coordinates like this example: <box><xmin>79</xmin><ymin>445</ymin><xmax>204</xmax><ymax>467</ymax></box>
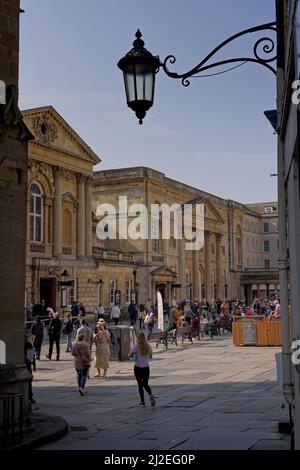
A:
<box><xmin>62</xmin><ymin>312</ymin><xmax>73</xmax><ymax>352</ymax></box>
<box><xmin>94</xmin><ymin>321</ymin><xmax>110</xmax><ymax>378</ymax></box>
<box><xmin>145</xmin><ymin>310</ymin><xmax>155</xmax><ymax>339</ymax></box>
<box><xmin>138</xmin><ymin>304</ymin><xmax>146</xmax><ymax>329</ymax></box>
<box><xmin>129</xmin><ymin>331</ymin><xmax>155</xmax><ymax>407</ymax></box>
<box><xmin>71</xmin><ymin>333</ymin><xmax>91</xmax><ymax>396</ymax></box>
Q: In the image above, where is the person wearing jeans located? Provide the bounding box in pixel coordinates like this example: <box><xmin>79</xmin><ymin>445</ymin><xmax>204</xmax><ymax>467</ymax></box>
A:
<box><xmin>62</xmin><ymin>313</ymin><xmax>73</xmax><ymax>352</ymax></box>
<box><xmin>71</xmin><ymin>333</ymin><xmax>91</xmax><ymax>396</ymax></box>
<box><xmin>128</xmin><ymin>331</ymin><xmax>155</xmax><ymax>407</ymax></box>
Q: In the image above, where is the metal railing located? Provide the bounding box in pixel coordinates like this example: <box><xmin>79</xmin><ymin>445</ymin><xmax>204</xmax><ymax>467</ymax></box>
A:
<box><xmin>0</xmin><ymin>392</ymin><xmax>23</xmax><ymax>448</ymax></box>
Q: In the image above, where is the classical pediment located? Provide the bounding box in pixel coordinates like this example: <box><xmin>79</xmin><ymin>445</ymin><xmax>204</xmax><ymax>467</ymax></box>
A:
<box><xmin>182</xmin><ymin>195</ymin><xmax>225</xmax><ymax>225</ymax></box>
<box><xmin>204</xmin><ymin>200</ymin><xmax>225</xmax><ymax>225</ymax></box>
<box><xmin>21</xmin><ymin>106</ymin><xmax>101</xmax><ymax>165</ymax></box>
<box><xmin>62</xmin><ymin>192</ymin><xmax>79</xmax><ymax>205</ymax></box>
<box><xmin>150</xmin><ymin>266</ymin><xmax>176</xmax><ymax>277</ymax></box>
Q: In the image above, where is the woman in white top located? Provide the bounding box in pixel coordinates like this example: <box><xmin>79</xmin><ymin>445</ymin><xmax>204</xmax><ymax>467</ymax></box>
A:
<box><xmin>128</xmin><ymin>331</ymin><xmax>155</xmax><ymax>407</ymax></box>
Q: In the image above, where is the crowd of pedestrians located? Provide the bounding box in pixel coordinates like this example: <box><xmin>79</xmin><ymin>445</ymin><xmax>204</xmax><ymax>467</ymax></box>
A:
<box><xmin>24</xmin><ymin>294</ymin><xmax>279</xmax><ymax>405</ymax></box>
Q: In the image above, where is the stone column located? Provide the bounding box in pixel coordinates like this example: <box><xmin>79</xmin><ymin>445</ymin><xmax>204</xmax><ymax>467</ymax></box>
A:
<box><xmin>216</xmin><ymin>233</ymin><xmax>223</xmax><ymax>298</ymax></box>
<box><xmin>192</xmin><ymin>249</ymin><xmax>200</xmax><ymax>300</ymax></box>
<box><xmin>151</xmin><ymin>278</ymin><xmax>156</xmax><ymax>304</ymax></box>
<box><xmin>77</xmin><ymin>174</ymin><xmax>85</xmax><ymax>257</ymax></box>
<box><xmin>204</xmin><ymin>231</ymin><xmax>211</xmax><ymax>301</ymax></box>
<box><xmin>53</xmin><ymin>167</ymin><xmax>63</xmax><ymax>258</ymax></box>
<box><xmin>178</xmin><ymin>236</ymin><xmax>186</xmax><ymax>301</ymax></box>
<box><xmin>85</xmin><ymin>176</ymin><xmax>93</xmax><ymax>257</ymax></box>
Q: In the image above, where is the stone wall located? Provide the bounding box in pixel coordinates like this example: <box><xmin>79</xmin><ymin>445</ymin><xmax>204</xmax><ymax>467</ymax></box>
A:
<box><xmin>0</xmin><ymin>0</ymin><xmax>32</xmax><ymax>422</ymax></box>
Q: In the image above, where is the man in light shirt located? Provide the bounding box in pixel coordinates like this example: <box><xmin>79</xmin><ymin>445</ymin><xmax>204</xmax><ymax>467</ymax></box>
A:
<box><xmin>111</xmin><ymin>304</ymin><xmax>121</xmax><ymax>325</ymax></box>
<box><xmin>76</xmin><ymin>318</ymin><xmax>93</xmax><ymax>348</ymax></box>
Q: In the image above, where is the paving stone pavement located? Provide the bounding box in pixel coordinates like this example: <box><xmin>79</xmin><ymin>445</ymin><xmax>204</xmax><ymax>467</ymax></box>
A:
<box><xmin>31</xmin><ymin>333</ymin><xmax>291</xmax><ymax>450</ymax></box>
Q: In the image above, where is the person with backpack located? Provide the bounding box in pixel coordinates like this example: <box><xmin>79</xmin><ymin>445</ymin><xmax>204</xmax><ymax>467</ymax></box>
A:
<box><xmin>138</xmin><ymin>304</ymin><xmax>146</xmax><ymax>329</ymax></box>
<box><xmin>62</xmin><ymin>313</ymin><xmax>73</xmax><ymax>353</ymax></box>
<box><xmin>46</xmin><ymin>312</ymin><xmax>62</xmax><ymax>361</ymax></box>
<box><xmin>128</xmin><ymin>331</ymin><xmax>155</xmax><ymax>407</ymax></box>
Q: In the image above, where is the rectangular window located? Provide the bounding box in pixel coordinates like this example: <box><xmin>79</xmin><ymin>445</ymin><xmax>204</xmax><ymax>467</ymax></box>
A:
<box><xmin>277</xmin><ymin>239</ymin><xmax>279</xmax><ymax>251</ymax></box>
<box><xmin>125</xmin><ymin>280</ymin><xmax>133</xmax><ymax>304</ymax></box>
<box><xmin>61</xmin><ymin>287</ymin><xmax>67</xmax><ymax>308</ymax></box>
<box><xmin>264</xmin><ymin>240</ymin><xmax>270</xmax><ymax>252</ymax></box>
<box><xmin>110</xmin><ymin>280</ymin><xmax>116</xmax><ymax>305</ymax></box>
<box><xmin>263</xmin><ymin>222</ymin><xmax>269</xmax><ymax>233</ymax></box>
<box><xmin>68</xmin><ymin>280</ymin><xmax>76</xmax><ymax>305</ymax></box>
<box><xmin>152</xmin><ymin>238</ymin><xmax>159</xmax><ymax>254</ymax></box>
<box><xmin>264</xmin><ymin>259</ymin><xmax>270</xmax><ymax>269</ymax></box>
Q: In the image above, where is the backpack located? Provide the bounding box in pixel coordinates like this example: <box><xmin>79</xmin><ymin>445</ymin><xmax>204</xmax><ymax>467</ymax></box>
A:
<box><xmin>62</xmin><ymin>321</ymin><xmax>72</xmax><ymax>335</ymax></box>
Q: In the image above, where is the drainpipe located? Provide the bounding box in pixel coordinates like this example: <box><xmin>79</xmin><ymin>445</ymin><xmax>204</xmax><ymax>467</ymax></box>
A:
<box><xmin>277</xmin><ymin>65</ymin><xmax>294</xmax><ymax>406</ymax></box>
<box><xmin>278</xmin><ymin>133</ymin><xmax>294</xmax><ymax>406</ymax></box>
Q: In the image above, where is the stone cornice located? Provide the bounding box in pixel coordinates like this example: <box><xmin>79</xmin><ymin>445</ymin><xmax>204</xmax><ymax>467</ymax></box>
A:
<box><xmin>29</xmin><ymin>139</ymin><xmax>96</xmax><ymax>165</ymax></box>
<box><xmin>22</xmin><ymin>106</ymin><xmax>100</xmax><ymax>164</ymax></box>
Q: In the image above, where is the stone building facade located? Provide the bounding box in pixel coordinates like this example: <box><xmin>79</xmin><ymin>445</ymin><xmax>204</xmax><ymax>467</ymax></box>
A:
<box><xmin>23</xmin><ymin>106</ymin><xmax>102</xmax><ymax>312</ymax></box>
<box><xmin>92</xmin><ymin>167</ymin><xmax>279</xmax><ymax>308</ymax></box>
<box><xmin>22</xmin><ymin>109</ymin><xmax>279</xmax><ymax>313</ymax></box>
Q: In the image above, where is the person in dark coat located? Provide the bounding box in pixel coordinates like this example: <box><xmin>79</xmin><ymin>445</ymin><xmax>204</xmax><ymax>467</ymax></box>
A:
<box><xmin>128</xmin><ymin>301</ymin><xmax>137</xmax><ymax>325</ymax></box>
<box><xmin>31</xmin><ymin>316</ymin><xmax>44</xmax><ymax>360</ymax></box>
<box><xmin>46</xmin><ymin>312</ymin><xmax>62</xmax><ymax>361</ymax></box>
<box><xmin>79</xmin><ymin>303</ymin><xmax>86</xmax><ymax>316</ymax></box>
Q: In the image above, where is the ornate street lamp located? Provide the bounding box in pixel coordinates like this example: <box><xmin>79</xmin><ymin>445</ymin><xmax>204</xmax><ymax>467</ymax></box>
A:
<box><xmin>117</xmin><ymin>29</ymin><xmax>161</xmax><ymax>124</ymax></box>
<box><xmin>118</xmin><ymin>23</ymin><xmax>277</xmax><ymax>124</ymax></box>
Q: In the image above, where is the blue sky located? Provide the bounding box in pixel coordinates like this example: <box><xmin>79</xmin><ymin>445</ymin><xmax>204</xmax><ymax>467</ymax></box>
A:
<box><xmin>19</xmin><ymin>0</ymin><xmax>277</xmax><ymax>204</ymax></box>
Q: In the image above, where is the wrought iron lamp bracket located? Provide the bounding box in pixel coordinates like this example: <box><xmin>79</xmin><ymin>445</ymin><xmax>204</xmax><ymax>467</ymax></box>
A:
<box><xmin>162</xmin><ymin>21</ymin><xmax>277</xmax><ymax>86</ymax></box>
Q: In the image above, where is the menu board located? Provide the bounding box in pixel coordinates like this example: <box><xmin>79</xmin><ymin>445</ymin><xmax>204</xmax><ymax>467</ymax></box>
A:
<box><xmin>243</xmin><ymin>322</ymin><xmax>257</xmax><ymax>345</ymax></box>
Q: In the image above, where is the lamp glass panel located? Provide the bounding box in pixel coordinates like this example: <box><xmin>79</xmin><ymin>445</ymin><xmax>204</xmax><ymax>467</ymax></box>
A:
<box><xmin>135</xmin><ymin>64</ymin><xmax>154</xmax><ymax>101</ymax></box>
<box><xmin>123</xmin><ymin>65</ymin><xmax>136</xmax><ymax>103</ymax></box>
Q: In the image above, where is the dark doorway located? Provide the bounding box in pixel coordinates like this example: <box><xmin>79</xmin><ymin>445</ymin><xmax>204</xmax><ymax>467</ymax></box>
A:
<box><xmin>40</xmin><ymin>278</ymin><xmax>56</xmax><ymax>310</ymax></box>
<box><xmin>156</xmin><ymin>283</ymin><xmax>166</xmax><ymax>301</ymax></box>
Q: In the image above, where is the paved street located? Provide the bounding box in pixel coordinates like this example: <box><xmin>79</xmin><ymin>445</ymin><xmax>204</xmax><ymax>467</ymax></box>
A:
<box><xmin>32</xmin><ymin>332</ymin><xmax>290</xmax><ymax>450</ymax></box>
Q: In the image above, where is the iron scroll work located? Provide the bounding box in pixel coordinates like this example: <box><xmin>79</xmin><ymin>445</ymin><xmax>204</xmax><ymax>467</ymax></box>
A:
<box><xmin>162</xmin><ymin>22</ymin><xmax>277</xmax><ymax>86</ymax></box>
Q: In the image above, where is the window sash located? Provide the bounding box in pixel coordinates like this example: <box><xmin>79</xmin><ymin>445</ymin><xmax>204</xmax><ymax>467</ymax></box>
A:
<box><xmin>110</xmin><ymin>280</ymin><xmax>116</xmax><ymax>305</ymax></box>
<box><xmin>29</xmin><ymin>191</ymin><xmax>43</xmax><ymax>242</ymax></box>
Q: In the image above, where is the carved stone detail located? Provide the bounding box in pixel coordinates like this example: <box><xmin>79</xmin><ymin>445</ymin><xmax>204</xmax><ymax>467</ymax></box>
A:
<box><xmin>53</xmin><ymin>166</ymin><xmax>75</xmax><ymax>181</ymax></box>
<box><xmin>28</xmin><ymin>159</ymin><xmax>54</xmax><ymax>184</ymax></box>
<box><xmin>33</xmin><ymin>113</ymin><xmax>57</xmax><ymax>144</ymax></box>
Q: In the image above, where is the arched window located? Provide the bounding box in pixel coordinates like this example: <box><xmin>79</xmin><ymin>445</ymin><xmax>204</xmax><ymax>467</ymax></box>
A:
<box><xmin>29</xmin><ymin>183</ymin><xmax>43</xmax><ymax>242</ymax></box>
<box><xmin>62</xmin><ymin>208</ymin><xmax>72</xmax><ymax>246</ymax></box>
